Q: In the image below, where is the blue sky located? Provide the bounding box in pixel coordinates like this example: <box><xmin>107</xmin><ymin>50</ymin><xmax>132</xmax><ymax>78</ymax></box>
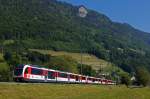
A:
<box><xmin>59</xmin><ymin>0</ymin><xmax>150</xmax><ymax>33</ymax></box>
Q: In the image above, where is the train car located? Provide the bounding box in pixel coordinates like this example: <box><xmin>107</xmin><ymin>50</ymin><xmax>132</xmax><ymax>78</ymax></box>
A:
<box><xmin>13</xmin><ymin>64</ymin><xmax>115</xmax><ymax>85</ymax></box>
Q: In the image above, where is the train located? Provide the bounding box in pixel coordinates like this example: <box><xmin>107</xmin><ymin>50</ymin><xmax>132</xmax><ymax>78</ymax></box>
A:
<box><xmin>13</xmin><ymin>64</ymin><xmax>116</xmax><ymax>85</ymax></box>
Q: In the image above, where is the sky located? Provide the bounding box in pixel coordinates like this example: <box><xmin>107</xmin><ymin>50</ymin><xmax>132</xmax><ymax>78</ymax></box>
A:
<box><xmin>59</xmin><ymin>0</ymin><xmax>150</xmax><ymax>33</ymax></box>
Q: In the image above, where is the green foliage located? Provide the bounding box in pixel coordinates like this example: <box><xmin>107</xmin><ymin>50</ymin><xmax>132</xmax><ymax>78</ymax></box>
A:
<box><xmin>45</xmin><ymin>55</ymin><xmax>79</xmax><ymax>74</ymax></box>
<box><xmin>135</xmin><ymin>67</ymin><xmax>150</xmax><ymax>86</ymax></box>
<box><xmin>3</xmin><ymin>51</ymin><xmax>12</xmax><ymax>61</ymax></box>
<box><xmin>26</xmin><ymin>51</ymin><xmax>51</xmax><ymax>64</ymax></box>
<box><xmin>0</xmin><ymin>53</ymin><xmax>5</xmax><ymax>62</ymax></box>
<box><xmin>3</xmin><ymin>40</ymin><xmax>14</xmax><ymax>45</ymax></box>
<box><xmin>4</xmin><ymin>52</ymin><xmax>21</xmax><ymax>68</ymax></box>
<box><xmin>78</xmin><ymin>64</ymin><xmax>96</xmax><ymax>76</ymax></box>
<box><xmin>119</xmin><ymin>72</ymin><xmax>131</xmax><ymax>86</ymax></box>
<box><xmin>0</xmin><ymin>69</ymin><xmax>9</xmax><ymax>81</ymax></box>
<box><xmin>0</xmin><ymin>62</ymin><xmax>9</xmax><ymax>81</ymax></box>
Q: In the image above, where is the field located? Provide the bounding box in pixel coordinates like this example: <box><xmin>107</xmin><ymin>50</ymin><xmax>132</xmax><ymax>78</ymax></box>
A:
<box><xmin>30</xmin><ymin>49</ymin><xmax>122</xmax><ymax>73</ymax></box>
<box><xmin>0</xmin><ymin>84</ymin><xmax>150</xmax><ymax>99</ymax></box>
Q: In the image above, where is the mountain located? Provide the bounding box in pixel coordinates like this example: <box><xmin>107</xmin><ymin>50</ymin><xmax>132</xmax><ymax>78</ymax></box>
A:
<box><xmin>0</xmin><ymin>0</ymin><xmax>150</xmax><ymax>73</ymax></box>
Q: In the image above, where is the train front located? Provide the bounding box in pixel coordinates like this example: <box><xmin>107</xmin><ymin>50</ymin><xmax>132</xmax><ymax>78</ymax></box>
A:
<box><xmin>13</xmin><ymin>64</ymin><xmax>25</xmax><ymax>82</ymax></box>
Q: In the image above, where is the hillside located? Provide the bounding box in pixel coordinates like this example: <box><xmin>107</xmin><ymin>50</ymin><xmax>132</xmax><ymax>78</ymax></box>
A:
<box><xmin>0</xmin><ymin>84</ymin><xmax>150</xmax><ymax>99</ymax></box>
<box><xmin>0</xmin><ymin>0</ymin><xmax>150</xmax><ymax>73</ymax></box>
<box><xmin>30</xmin><ymin>49</ymin><xmax>121</xmax><ymax>73</ymax></box>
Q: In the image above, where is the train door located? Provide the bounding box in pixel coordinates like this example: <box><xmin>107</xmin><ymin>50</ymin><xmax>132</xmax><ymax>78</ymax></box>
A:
<box><xmin>44</xmin><ymin>75</ymin><xmax>47</xmax><ymax>82</ymax></box>
<box><xmin>44</xmin><ymin>70</ymin><xmax>48</xmax><ymax>82</ymax></box>
<box><xmin>24</xmin><ymin>67</ymin><xmax>31</xmax><ymax>79</ymax></box>
<box><xmin>55</xmin><ymin>72</ymin><xmax>58</xmax><ymax>82</ymax></box>
<box><xmin>86</xmin><ymin>76</ymin><xmax>88</xmax><ymax>84</ymax></box>
<box><xmin>68</xmin><ymin>74</ymin><xmax>70</xmax><ymax>83</ymax></box>
<box><xmin>75</xmin><ymin>75</ymin><xmax>78</xmax><ymax>81</ymax></box>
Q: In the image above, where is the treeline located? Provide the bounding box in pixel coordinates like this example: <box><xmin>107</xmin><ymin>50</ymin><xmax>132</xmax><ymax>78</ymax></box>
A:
<box><xmin>120</xmin><ymin>67</ymin><xmax>150</xmax><ymax>87</ymax></box>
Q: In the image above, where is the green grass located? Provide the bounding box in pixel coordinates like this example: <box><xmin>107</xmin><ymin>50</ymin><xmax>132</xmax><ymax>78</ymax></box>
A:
<box><xmin>0</xmin><ymin>84</ymin><xmax>149</xmax><ymax>99</ymax></box>
<box><xmin>30</xmin><ymin>49</ymin><xmax>115</xmax><ymax>70</ymax></box>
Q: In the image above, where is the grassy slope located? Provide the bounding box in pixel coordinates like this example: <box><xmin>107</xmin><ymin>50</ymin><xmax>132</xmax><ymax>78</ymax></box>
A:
<box><xmin>30</xmin><ymin>49</ymin><xmax>117</xmax><ymax>71</ymax></box>
<box><xmin>0</xmin><ymin>84</ymin><xmax>149</xmax><ymax>99</ymax></box>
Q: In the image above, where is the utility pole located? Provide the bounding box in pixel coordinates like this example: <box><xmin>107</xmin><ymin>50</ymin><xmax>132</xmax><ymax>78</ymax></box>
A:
<box><xmin>16</xmin><ymin>32</ymin><xmax>21</xmax><ymax>64</ymax></box>
<box><xmin>78</xmin><ymin>6</ymin><xmax>88</xmax><ymax>74</ymax></box>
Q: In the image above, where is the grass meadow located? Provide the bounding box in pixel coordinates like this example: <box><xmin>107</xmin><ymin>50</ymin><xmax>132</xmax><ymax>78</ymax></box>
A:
<box><xmin>0</xmin><ymin>84</ymin><xmax>150</xmax><ymax>99</ymax></box>
<box><xmin>30</xmin><ymin>49</ymin><xmax>121</xmax><ymax>72</ymax></box>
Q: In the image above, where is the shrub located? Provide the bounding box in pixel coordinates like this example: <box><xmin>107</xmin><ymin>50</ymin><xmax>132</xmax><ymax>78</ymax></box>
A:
<box><xmin>135</xmin><ymin>67</ymin><xmax>150</xmax><ymax>87</ymax></box>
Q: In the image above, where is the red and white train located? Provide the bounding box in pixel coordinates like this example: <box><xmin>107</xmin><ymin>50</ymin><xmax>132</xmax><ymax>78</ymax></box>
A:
<box><xmin>13</xmin><ymin>64</ymin><xmax>115</xmax><ymax>85</ymax></box>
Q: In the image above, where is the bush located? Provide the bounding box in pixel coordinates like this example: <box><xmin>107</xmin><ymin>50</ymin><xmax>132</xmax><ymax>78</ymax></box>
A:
<box><xmin>45</xmin><ymin>55</ymin><xmax>79</xmax><ymax>73</ymax></box>
<box><xmin>78</xmin><ymin>64</ymin><xmax>96</xmax><ymax>76</ymax></box>
<box><xmin>135</xmin><ymin>67</ymin><xmax>150</xmax><ymax>86</ymax></box>
<box><xmin>26</xmin><ymin>51</ymin><xmax>51</xmax><ymax>64</ymax></box>
<box><xmin>0</xmin><ymin>69</ymin><xmax>9</xmax><ymax>81</ymax></box>
<box><xmin>119</xmin><ymin>73</ymin><xmax>131</xmax><ymax>86</ymax></box>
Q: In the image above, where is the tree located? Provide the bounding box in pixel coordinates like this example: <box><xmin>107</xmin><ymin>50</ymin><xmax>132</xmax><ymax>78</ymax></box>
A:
<box><xmin>119</xmin><ymin>73</ymin><xmax>131</xmax><ymax>86</ymax></box>
<box><xmin>78</xmin><ymin>64</ymin><xmax>96</xmax><ymax>76</ymax></box>
<box><xmin>135</xmin><ymin>67</ymin><xmax>150</xmax><ymax>86</ymax></box>
<box><xmin>0</xmin><ymin>69</ymin><xmax>9</xmax><ymax>81</ymax></box>
<box><xmin>45</xmin><ymin>55</ymin><xmax>79</xmax><ymax>73</ymax></box>
<box><xmin>3</xmin><ymin>51</ymin><xmax>12</xmax><ymax>61</ymax></box>
<box><xmin>27</xmin><ymin>51</ymin><xmax>51</xmax><ymax>64</ymax></box>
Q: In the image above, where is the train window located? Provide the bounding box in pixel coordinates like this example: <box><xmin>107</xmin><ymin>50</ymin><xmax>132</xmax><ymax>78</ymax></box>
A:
<box><xmin>48</xmin><ymin>71</ymin><xmax>55</xmax><ymax>79</ymax></box>
<box><xmin>82</xmin><ymin>77</ymin><xmax>86</xmax><ymax>80</ymax></box>
<box><xmin>59</xmin><ymin>73</ymin><xmax>68</xmax><ymax>78</ymax></box>
<box><xmin>75</xmin><ymin>76</ymin><xmax>79</xmax><ymax>81</ymax></box>
<box><xmin>92</xmin><ymin>79</ymin><xmax>95</xmax><ymax>82</ymax></box>
<box><xmin>16</xmin><ymin>64</ymin><xmax>24</xmax><ymax>68</ymax></box>
<box><xmin>14</xmin><ymin>68</ymin><xmax>23</xmax><ymax>76</ymax></box>
<box><xmin>88</xmin><ymin>78</ymin><xmax>93</xmax><ymax>81</ymax></box>
<box><xmin>31</xmin><ymin>68</ymin><xmax>43</xmax><ymax>75</ymax></box>
<box><xmin>70</xmin><ymin>75</ymin><xmax>75</xmax><ymax>79</ymax></box>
